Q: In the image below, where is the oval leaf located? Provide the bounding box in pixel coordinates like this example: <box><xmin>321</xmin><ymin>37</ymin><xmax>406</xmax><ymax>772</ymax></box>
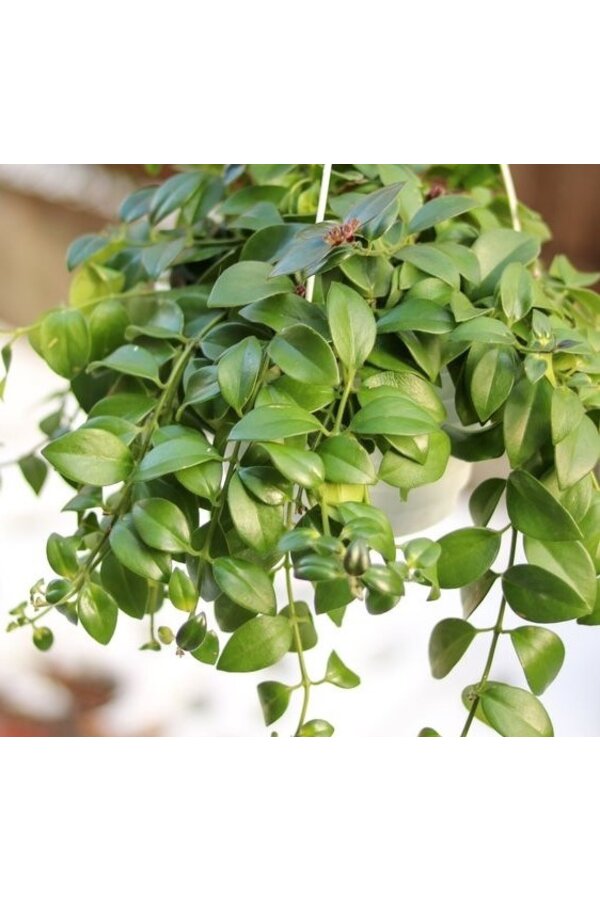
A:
<box><xmin>217</xmin><ymin>615</ymin><xmax>293</xmax><ymax>672</ymax></box>
<box><xmin>43</xmin><ymin>428</ymin><xmax>133</xmax><ymax>487</ymax></box>
<box><xmin>213</xmin><ymin>557</ymin><xmax>276</xmax><ymax>615</ymax></box>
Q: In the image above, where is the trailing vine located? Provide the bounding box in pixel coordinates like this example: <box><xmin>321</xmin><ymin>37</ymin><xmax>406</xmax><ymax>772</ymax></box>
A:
<box><xmin>2</xmin><ymin>163</ymin><xmax>600</xmax><ymax>736</ymax></box>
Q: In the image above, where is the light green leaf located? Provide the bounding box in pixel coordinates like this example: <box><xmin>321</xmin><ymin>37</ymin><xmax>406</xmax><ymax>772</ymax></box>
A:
<box><xmin>378</xmin><ymin>297</ymin><xmax>454</xmax><ymax>335</ymax></box>
<box><xmin>259</xmin><ymin>442</ymin><xmax>325</xmax><ymax>489</ymax></box>
<box><xmin>109</xmin><ymin>518</ymin><xmax>171</xmax><ymax>582</ymax></box>
<box><xmin>503</xmin><ymin>564</ymin><xmax>589</xmax><ymax>622</ymax></box>
<box><xmin>89</xmin><ymin>344</ymin><xmax>161</xmax><ymax>384</ymax></box>
<box><xmin>474</xmin><ymin>681</ymin><xmax>553</xmax><ymax>736</ymax></box>
<box><xmin>408</xmin><ymin>194</ymin><xmax>478</xmax><ymax>234</ymax></box>
<box><xmin>217</xmin><ymin>336</ymin><xmax>262</xmax><ymax>414</ymax></box>
<box><xmin>43</xmin><ymin>428</ymin><xmax>133</xmax><ymax>486</ymax></box>
<box><xmin>469</xmin><ymin>478</ymin><xmax>506</xmax><ymax>526</ymax></box>
<box><xmin>503</xmin><ymin>377</ymin><xmax>552</xmax><ymax>467</ymax></box>
<box><xmin>229</xmin><ymin>404</ymin><xmax>323</xmax><ymax>441</ymax></box>
<box><xmin>350</xmin><ymin>396</ymin><xmax>439</xmax><ymax>436</ymax></box>
<box><xmin>448</xmin><ymin>317</ymin><xmax>515</xmax><ymax>345</ymax></box>
<box><xmin>555</xmin><ymin>415</ymin><xmax>600</xmax><ymax>490</ymax></box>
<box><xmin>268</xmin><ymin>324</ymin><xmax>339</xmax><ymax>386</ymax></box>
<box><xmin>378</xmin><ymin>430</ymin><xmax>450</xmax><ymax>491</ymax></box>
<box><xmin>551</xmin><ymin>386</ymin><xmax>584</xmax><ymax>445</ymax></box>
<box><xmin>297</xmin><ymin>719</ymin><xmax>335</xmax><ymax>737</ymax></box>
<box><xmin>327</xmin><ymin>283</ymin><xmax>376</xmax><ymax>370</ymax></box>
<box><xmin>78</xmin><ymin>583</ymin><xmax>118</xmax><ymax>645</ymax></box>
<box><xmin>257</xmin><ymin>681</ymin><xmax>292</xmax><ymax>725</ymax></box>
<box><xmin>132</xmin><ymin>498</ymin><xmax>192</xmax><ymax>553</ymax></box>
<box><xmin>471</xmin><ymin>228</ymin><xmax>540</xmax><ymax>297</ymax></box>
<box><xmin>524</xmin><ymin>536</ymin><xmax>596</xmax><ymax>611</ymax></box>
<box><xmin>318</xmin><ymin>435</ymin><xmax>376</xmax><ymax>485</ymax></box>
<box><xmin>510</xmin><ymin>626</ymin><xmax>565</xmax><ymax>695</ymax></box>
<box><xmin>499</xmin><ymin>262</ymin><xmax>533</xmax><ymax>322</ymax></box>
<box><xmin>39</xmin><ymin>309</ymin><xmax>90</xmax><ymax>379</ymax></box>
<box><xmin>133</xmin><ymin>437</ymin><xmax>219</xmax><ymax>482</ymax></box>
<box><xmin>396</xmin><ymin>245</ymin><xmax>460</xmax><ymax>288</ymax></box>
<box><xmin>324</xmin><ymin>651</ymin><xmax>360</xmax><ymax>689</ymax></box>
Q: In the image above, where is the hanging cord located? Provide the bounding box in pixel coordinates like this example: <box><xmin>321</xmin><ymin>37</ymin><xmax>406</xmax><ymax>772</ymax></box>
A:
<box><xmin>305</xmin><ymin>163</ymin><xmax>333</xmax><ymax>302</ymax></box>
<box><xmin>499</xmin><ymin>163</ymin><xmax>521</xmax><ymax>232</ymax></box>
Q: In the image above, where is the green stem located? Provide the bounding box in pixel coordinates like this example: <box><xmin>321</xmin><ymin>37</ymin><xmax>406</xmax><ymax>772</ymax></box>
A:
<box><xmin>283</xmin><ymin>502</ymin><xmax>312</xmax><ymax>736</ymax></box>
<box><xmin>460</xmin><ymin>528</ymin><xmax>518</xmax><ymax>737</ymax></box>
<box><xmin>332</xmin><ymin>369</ymin><xmax>355</xmax><ymax>434</ymax></box>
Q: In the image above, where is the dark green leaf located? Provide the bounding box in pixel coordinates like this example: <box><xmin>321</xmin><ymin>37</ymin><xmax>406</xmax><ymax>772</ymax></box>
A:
<box><xmin>461</xmin><ymin>570</ymin><xmax>497</xmax><ymax>618</ymax></box>
<box><xmin>350</xmin><ymin>396</ymin><xmax>439</xmax><ymax>436</ymax></box>
<box><xmin>217</xmin><ymin>615</ymin><xmax>293</xmax><ymax>672</ymax></box>
<box><xmin>133</xmin><ymin>437</ymin><xmax>219</xmax><ymax>482</ymax></box>
<box><xmin>471</xmin><ymin>229</ymin><xmax>540</xmax><ymax>297</ymax></box>
<box><xmin>327</xmin><ymin>283</ymin><xmax>376</xmax><ymax>370</ymax></box>
<box><xmin>78</xmin><ymin>583</ymin><xmax>118</xmax><ymax>645</ymax></box>
<box><xmin>379</xmin><ymin>431</ymin><xmax>450</xmax><ymax>491</ymax></box>
<box><xmin>499</xmin><ymin>262</ymin><xmax>533</xmax><ymax>322</ymax></box>
<box><xmin>551</xmin><ymin>387</ymin><xmax>584</xmax><ymax>446</ymax></box>
<box><xmin>208</xmin><ymin>261</ymin><xmax>293</xmax><ymax>308</ymax></box>
<box><xmin>259</xmin><ymin>443</ymin><xmax>324</xmax><ymax>489</ymax></box>
<box><xmin>503</xmin><ymin>377</ymin><xmax>552</xmax><ymax>467</ymax></box>
<box><xmin>378</xmin><ymin>297</ymin><xmax>454</xmax><ymax>335</ymax></box>
<box><xmin>429</xmin><ymin>618</ymin><xmax>476</xmax><ymax>678</ymax></box>
<box><xmin>510</xmin><ymin>626</ymin><xmax>565</xmax><ymax>695</ymax></box>
<box><xmin>468</xmin><ymin>346</ymin><xmax>516</xmax><ymax>421</ymax></box>
<box><xmin>18</xmin><ymin>455</ymin><xmax>48</xmax><ymax>495</ymax></box>
<box><xmin>141</xmin><ymin>237</ymin><xmax>186</xmax><ymax>279</ymax></box>
<box><xmin>217</xmin><ymin>336</ymin><xmax>262</xmax><ymax>414</ymax></box>
<box><xmin>66</xmin><ymin>234</ymin><xmax>108</xmax><ymax>270</ymax></box>
<box><xmin>119</xmin><ymin>185</ymin><xmax>156</xmax><ymax>223</ymax></box>
<box><xmin>396</xmin><ymin>245</ymin><xmax>460</xmax><ymax>288</ymax></box>
<box><xmin>241</xmin><ymin>292</ymin><xmax>327</xmax><ymax>336</ymax></box>
<box><xmin>437</xmin><ymin>528</ymin><xmax>501</xmax><ymax>589</ymax></box>
<box><xmin>213</xmin><ymin>557</ymin><xmax>276</xmax><ymax>615</ymax></box>
<box><xmin>503</xmin><ymin>564</ymin><xmax>589</xmax><ymax>622</ymax></box>
<box><xmin>555</xmin><ymin>416</ymin><xmax>600</xmax><ymax>490</ymax></box>
<box><xmin>506</xmin><ymin>470</ymin><xmax>582</xmax><ymax>541</ymax></box>
<box><xmin>43</xmin><ymin>428</ymin><xmax>133</xmax><ymax>486</ymax></box>
<box><xmin>318</xmin><ymin>435</ymin><xmax>376</xmax><ymax>485</ymax></box>
<box><xmin>227</xmin><ymin>472</ymin><xmax>284</xmax><ymax>553</ymax></box>
<box><xmin>524</xmin><ymin>536</ymin><xmax>596</xmax><ymax>611</ymax></box>
<box><xmin>448</xmin><ymin>317</ymin><xmax>515</xmax><ymax>345</ymax></box>
<box><xmin>268</xmin><ymin>324</ymin><xmax>339</xmax><ymax>386</ymax></box>
<box><xmin>345</xmin><ymin>182</ymin><xmax>403</xmax><ymax>228</ymax></box>
<box><xmin>469</xmin><ymin>478</ymin><xmax>506</xmax><ymax>526</ymax></box>
<box><xmin>408</xmin><ymin>194</ymin><xmax>478</xmax><ymax>234</ymax></box>
<box><xmin>101</xmin><ymin>553</ymin><xmax>148</xmax><ymax>619</ymax></box>
<box><xmin>109</xmin><ymin>518</ymin><xmax>170</xmax><ymax>582</ymax></box>
<box><xmin>88</xmin><ymin>344</ymin><xmax>161</xmax><ymax>384</ymax></box>
<box><xmin>149</xmin><ymin>171</ymin><xmax>204</xmax><ymax>223</ymax></box>
<box><xmin>337</xmin><ymin>502</ymin><xmax>395</xmax><ymax>562</ymax></box>
<box><xmin>280</xmin><ymin>601</ymin><xmax>317</xmax><ymax>650</ymax></box>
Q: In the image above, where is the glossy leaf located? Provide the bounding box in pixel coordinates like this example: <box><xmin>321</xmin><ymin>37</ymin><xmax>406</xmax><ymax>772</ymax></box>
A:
<box><xmin>78</xmin><ymin>583</ymin><xmax>118</xmax><ymax>645</ymax></box>
<box><xmin>297</xmin><ymin>719</ymin><xmax>335</xmax><ymax>737</ymax></box>
<box><xmin>551</xmin><ymin>387</ymin><xmax>584</xmax><ymax>446</ymax></box>
<box><xmin>132</xmin><ymin>498</ymin><xmax>192</xmax><ymax>553</ymax></box>
<box><xmin>213</xmin><ymin>557</ymin><xmax>276</xmax><ymax>615</ymax></box>
<box><xmin>39</xmin><ymin>309</ymin><xmax>90</xmax><ymax>379</ymax></box>
<box><xmin>437</xmin><ymin>528</ymin><xmax>501</xmax><ymax>589</ymax></box>
<box><xmin>133</xmin><ymin>437</ymin><xmax>219</xmax><ymax>482</ymax></box>
<box><xmin>469</xmin><ymin>478</ymin><xmax>506</xmax><ymax>526</ymax></box>
<box><xmin>101</xmin><ymin>553</ymin><xmax>148</xmax><ymax>619</ymax></box>
<box><xmin>474</xmin><ymin>682</ymin><xmax>553</xmax><ymax>737</ymax></box>
<box><xmin>149</xmin><ymin>171</ymin><xmax>204</xmax><ymax>223</ymax></box>
<box><xmin>43</xmin><ymin>428</ymin><xmax>133</xmax><ymax>486</ymax></box>
<box><xmin>503</xmin><ymin>564</ymin><xmax>589</xmax><ymax>622</ymax></box>
<box><xmin>510</xmin><ymin>626</ymin><xmax>565</xmax><ymax>695</ymax></box>
<box><xmin>208</xmin><ymin>261</ymin><xmax>293</xmax><ymax>308</ymax></box>
<box><xmin>168</xmin><ymin>569</ymin><xmax>197</xmax><ymax>613</ymax></box>
<box><xmin>217</xmin><ymin>615</ymin><xmax>293</xmax><ymax>672</ymax></box>
<box><xmin>396</xmin><ymin>245</ymin><xmax>460</xmax><ymax>288</ymax></box>
<box><xmin>260</xmin><ymin>443</ymin><xmax>325</xmax><ymax>489</ymax></box>
<box><xmin>408</xmin><ymin>194</ymin><xmax>478</xmax><ymax>234</ymax></box>
<box><xmin>324</xmin><ymin>651</ymin><xmax>360</xmax><ymax>689</ymax></box>
<box><xmin>378</xmin><ymin>297</ymin><xmax>454</xmax><ymax>335</ymax></box>
<box><xmin>268</xmin><ymin>324</ymin><xmax>339</xmax><ymax>386</ymax></box>
<box><xmin>89</xmin><ymin>345</ymin><xmax>161</xmax><ymax>384</ymax></box>
<box><xmin>429</xmin><ymin>618</ymin><xmax>477</xmax><ymax>679</ymax></box>
<box><xmin>327</xmin><ymin>283</ymin><xmax>376</xmax><ymax>370</ymax></box>
<box><xmin>506</xmin><ymin>470</ymin><xmax>582</xmax><ymax>541</ymax></box>
<box><xmin>217</xmin><ymin>336</ymin><xmax>262</xmax><ymax>414</ymax></box>
<box><xmin>524</xmin><ymin>536</ymin><xmax>597</xmax><ymax>611</ymax></box>
<box><xmin>555</xmin><ymin>415</ymin><xmax>600</xmax><ymax>490</ymax></box>
<box><xmin>503</xmin><ymin>377</ymin><xmax>552</xmax><ymax>467</ymax></box>
<box><xmin>318</xmin><ymin>435</ymin><xmax>376</xmax><ymax>485</ymax></box>
<box><xmin>350</xmin><ymin>396</ymin><xmax>439</xmax><ymax>436</ymax></box>
<box><xmin>229</xmin><ymin>404</ymin><xmax>323</xmax><ymax>441</ymax></box>
<box><xmin>227</xmin><ymin>473</ymin><xmax>284</xmax><ymax>553</ymax></box>
<box><xmin>257</xmin><ymin>681</ymin><xmax>292</xmax><ymax>725</ymax></box>
<box><xmin>471</xmin><ymin>229</ymin><xmax>540</xmax><ymax>296</ymax></box>
<box><xmin>109</xmin><ymin>518</ymin><xmax>170</xmax><ymax>582</ymax></box>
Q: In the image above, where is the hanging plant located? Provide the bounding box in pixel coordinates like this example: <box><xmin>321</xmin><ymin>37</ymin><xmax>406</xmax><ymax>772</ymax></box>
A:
<box><xmin>3</xmin><ymin>163</ymin><xmax>600</xmax><ymax>737</ymax></box>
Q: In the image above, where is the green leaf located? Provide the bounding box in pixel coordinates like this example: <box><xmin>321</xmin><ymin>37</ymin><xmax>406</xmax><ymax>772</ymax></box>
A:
<box><xmin>471</xmin><ymin>229</ymin><xmax>540</xmax><ymax>297</ymax></box>
<box><xmin>191</xmin><ymin>631</ymin><xmax>220</xmax><ymax>665</ymax></box>
<box><xmin>241</xmin><ymin>292</ymin><xmax>327</xmax><ymax>336</ymax></box>
<box><xmin>259</xmin><ymin>443</ymin><xmax>324</xmax><ymax>489</ymax></box>
<box><xmin>66</xmin><ymin>234</ymin><xmax>109</xmax><ymax>270</ymax></box>
<box><xmin>168</xmin><ymin>569</ymin><xmax>197</xmax><ymax>612</ymax></box>
<box><xmin>345</xmin><ymin>182</ymin><xmax>403</xmax><ymax>228</ymax></box>
<box><xmin>339</xmin><ymin>254</ymin><xmax>393</xmax><ymax>298</ymax></box>
<box><xmin>125</xmin><ymin>299</ymin><xmax>184</xmax><ymax>341</ymax></box>
<box><xmin>270</xmin><ymin>224</ymin><xmax>332</xmax><ymax>277</ymax></box>
<box><xmin>217</xmin><ymin>615</ymin><xmax>293</xmax><ymax>672</ymax></box>
<box><xmin>176</xmin><ymin>460</ymin><xmax>222</xmax><ymax>501</ymax></box>
<box><xmin>362</xmin><ymin>565</ymin><xmax>404</xmax><ymax>597</ymax></box>
<box><xmin>109</xmin><ymin>518</ymin><xmax>170</xmax><ymax>582</ymax></box>
<box><xmin>337</xmin><ymin>502</ymin><xmax>395</xmax><ymax>563</ymax></box>
<box><xmin>503</xmin><ymin>377</ymin><xmax>552</xmax><ymax>467</ymax></box>
<box><xmin>448</xmin><ymin>317</ymin><xmax>515</xmax><ymax>345</ymax></box>
<box><xmin>257</xmin><ymin>681</ymin><xmax>292</xmax><ymax>725</ymax></box>
<box><xmin>473</xmin><ymin>681</ymin><xmax>553</xmax><ymax>737</ymax></box>
<box><xmin>39</xmin><ymin>308</ymin><xmax>91</xmax><ymax>379</ymax></box>
<box><xmin>396</xmin><ymin>245</ymin><xmax>460</xmax><ymax>288</ymax></box>
<box><xmin>227</xmin><ymin>473</ymin><xmax>284</xmax><ymax>554</ymax></box>
<box><xmin>499</xmin><ymin>262</ymin><xmax>533</xmax><ymax>322</ymax></box>
<box><xmin>133</xmin><ymin>437</ymin><xmax>219</xmax><ymax>482</ymax></box>
<box><xmin>268</xmin><ymin>324</ymin><xmax>339</xmax><ymax>386</ymax></box>
<box><xmin>362</xmin><ymin>371</ymin><xmax>446</xmax><ymax>423</ymax></box>
<box><xmin>461</xmin><ymin>570</ymin><xmax>497</xmax><ymax>618</ymax></box>
<box><xmin>229</xmin><ymin>404</ymin><xmax>323</xmax><ymax>441</ymax></box>
<box><xmin>149</xmin><ymin>171</ymin><xmax>204</xmax><ymax>223</ymax></box>
<box><xmin>18</xmin><ymin>455</ymin><xmax>48</xmax><ymax>495</ymax></box>
<box><xmin>297</xmin><ymin>719</ymin><xmax>335</xmax><ymax>737</ymax></box>
<box><xmin>141</xmin><ymin>237</ymin><xmax>186</xmax><ymax>279</ymax></box>
<box><xmin>555</xmin><ymin>415</ymin><xmax>600</xmax><ymax>490</ymax></box>
<box><xmin>241</xmin><ymin>223</ymin><xmax>306</xmax><ymax>262</ymax></box>
<box><xmin>217</xmin><ymin>336</ymin><xmax>262</xmax><ymax>414</ymax></box>
<box><xmin>377</xmin><ymin>297</ymin><xmax>454</xmax><ymax>335</ymax></box>
<box><xmin>551</xmin><ymin>387</ymin><xmax>584</xmax><ymax>446</ymax></box>
<box><xmin>132</xmin><ymin>498</ymin><xmax>192</xmax><ymax>553</ymax></box>
<box><xmin>78</xmin><ymin>583</ymin><xmax>118</xmax><ymax>645</ymax></box>
<box><xmin>208</xmin><ymin>261</ymin><xmax>293</xmax><ymax>308</ymax></box>
<box><xmin>503</xmin><ymin>564</ymin><xmax>589</xmax><ymax>622</ymax></box>
<box><xmin>350</xmin><ymin>396</ymin><xmax>439</xmax><ymax>436</ymax></box>
<box><xmin>408</xmin><ymin>194</ymin><xmax>478</xmax><ymax>234</ymax></box>
<box><xmin>89</xmin><ymin>345</ymin><xmax>161</xmax><ymax>384</ymax></box>
<box><xmin>213</xmin><ymin>557</ymin><xmax>276</xmax><ymax>615</ymax></box>
<box><xmin>524</xmin><ymin>536</ymin><xmax>597</xmax><ymax>611</ymax></box>
<box><xmin>280</xmin><ymin>601</ymin><xmax>317</xmax><ymax>650</ymax></box>
<box><xmin>469</xmin><ymin>478</ymin><xmax>506</xmax><ymax>526</ymax></box>
<box><xmin>119</xmin><ymin>185</ymin><xmax>156</xmax><ymax>223</ymax></box>
<box><xmin>327</xmin><ymin>283</ymin><xmax>376</xmax><ymax>370</ymax></box>
<box><xmin>437</xmin><ymin>528</ymin><xmax>501</xmax><ymax>589</ymax></box>
<box><xmin>378</xmin><ymin>431</ymin><xmax>450</xmax><ymax>491</ymax></box>
<box><xmin>314</xmin><ymin>578</ymin><xmax>354</xmax><ymax>615</ymax></box>
<box><xmin>506</xmin><ymin>470</ymin><xmax>582</xmax><ymax>541</ymax></box>
<box><xmin>101</xmin><ymin>553</ymin><xmax>148</xmax><ymax>619</ymax></box>
<box><xmin>43</xmin><ymin>428</ymin><xmax>133</xmax><ymax>486</ymax></box>
<box><xmin>239</xmin><ymin>466</ymin><xmax>290</xmax><ymax>506</ymax></box>
<box><xmin>89</xmin><ymin>392</ymin><xmax>156</xmax><ymax>423</ymax></box>
<box><xmin>317</xmin><ymin>435</ymin><xmax>376</xmax><ymax>485</ymax></box>
<box><xmin>510</xmin><ymin>626</ymin><xmax>565</xmax><ymax>695</ymax></box>
<box><xmin>418</xmin><ymin>728</ymin><xmax>441</xmax><ymax>737</ymax></box>
<box><xmin>429</xmin><ymin>618</ymin><xmax>477</xmax><ymax>679</ymax></box>
<box><xmin>324</xmin><ymin>651</ymin><xmax>360</xmax><ymax>689</ymax></box>
<box><xmin>468</xmin><ymin>346</ymin><xmax>516</xmax><ymax>421</ymax></box>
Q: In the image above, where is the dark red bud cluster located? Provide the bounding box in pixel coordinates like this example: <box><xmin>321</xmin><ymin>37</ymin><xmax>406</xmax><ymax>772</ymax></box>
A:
<box><xmin>324</xmin><ymin>217</ymin><xmax>360</xmax><ymax>247</ymax></box>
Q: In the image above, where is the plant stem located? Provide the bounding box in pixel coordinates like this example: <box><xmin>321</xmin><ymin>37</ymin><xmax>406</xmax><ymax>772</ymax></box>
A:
<box><xmin>460</xmin><ymin>527</ymin><xmax>518</xmax><ymax>737</ymax></box>
<box><xmin>283</xmin><ymin>502</ymin><xmax>312</xmax><ymax>735</ymax></box>
<box><xmin>332</xmin><ymin>369</ymin><xmax>355</xmax><ymax>434</ymax></box>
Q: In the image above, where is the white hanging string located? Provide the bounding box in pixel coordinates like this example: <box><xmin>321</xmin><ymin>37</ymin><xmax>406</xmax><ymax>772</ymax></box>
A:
<box><xmin>499</xmin><ymin>163</ymin><xmax>521</xmax><ymax>232</ymax></box>
<box><xmin>305</xmin><ymin>163</ymin><xmax>333</xmax><ymax>303</ymax></box>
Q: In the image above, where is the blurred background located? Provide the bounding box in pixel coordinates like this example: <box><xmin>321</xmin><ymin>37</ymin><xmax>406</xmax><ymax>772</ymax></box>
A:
<box><xmin>0</xmin><ymin>165</ymin><xmax>599</xmax><ymax>737</ymax></box>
